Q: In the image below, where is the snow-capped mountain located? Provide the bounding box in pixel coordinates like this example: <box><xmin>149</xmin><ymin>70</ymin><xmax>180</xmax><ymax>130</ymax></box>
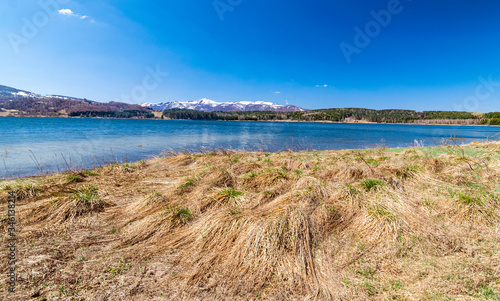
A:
<box><xmin>0</xmin><ymin>85</ymin><xmax>37</xmax><ymax>99</ymax></box>
<box><xmin>0</xmin><ymin>85</ymin><xmax>87</xmax><ymax>101</ymax></box>
<box><xmin>140</xmin><ymin>99</ymin><xmax>306</xmax><ymax>112</ymax></box>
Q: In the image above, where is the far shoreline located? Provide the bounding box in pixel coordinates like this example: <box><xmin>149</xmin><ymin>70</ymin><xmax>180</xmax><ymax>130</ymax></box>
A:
<box><xmin>1</xmin><ymin>115</ymin><xmax>499</xmax><ymax>128</ymax></box>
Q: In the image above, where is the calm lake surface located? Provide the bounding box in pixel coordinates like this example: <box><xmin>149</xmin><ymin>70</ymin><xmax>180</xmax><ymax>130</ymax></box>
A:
<box><xmin>1</xmin><ymin>117</ymin><xmax>499</xmax><ymax>179</ymax></box>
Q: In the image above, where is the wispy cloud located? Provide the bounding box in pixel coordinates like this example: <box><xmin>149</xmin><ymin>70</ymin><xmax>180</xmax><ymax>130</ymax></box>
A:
<box><xmin>315</xmin><ymin>84</ymin><xmax>329</xmax><ymax>88</ymax></box>
<box><xmin>58</xmin><ymin>9</ymin><xmax>94</xmax><ymax>22</ymax></box>
<box><xmin>274</xmin><ymin>91</ymin><xmax>281</xmax><ymax>94</ymax></box>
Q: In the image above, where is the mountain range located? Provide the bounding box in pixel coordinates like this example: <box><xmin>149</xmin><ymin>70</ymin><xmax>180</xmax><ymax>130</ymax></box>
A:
<box><xmin>0</xmin><ymin>85</ymin><xmax>306</xmax><ymax>116</ymax></box>
<box><xmin>140</xmin><ymin>99</ymin><xmax>305</xmax><ymax>112</ymax></box>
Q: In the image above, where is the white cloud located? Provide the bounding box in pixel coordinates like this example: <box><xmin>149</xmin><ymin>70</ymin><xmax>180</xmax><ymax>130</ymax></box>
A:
<box><xmin>58</xmin><ymin>9</ymin><xmax>94</xmax><ymax>22</ymax></box>
<box><xmin>58</xmin><ymin>9</ymin><xmax>74</xmax><ymax>16</ymax></box>
<box><xmin>274</xmin><ymin>91</ymin><xmax>281</xmax><ymax>94</ymax></box>
<box><xmin>315</xmin><ymin>84</ymin><xmax>329</xmax><ymax>88</ymax></box>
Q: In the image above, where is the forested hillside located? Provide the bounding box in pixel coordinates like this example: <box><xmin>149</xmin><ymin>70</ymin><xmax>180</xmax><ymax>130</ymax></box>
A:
<box><xmin>163</xmin><ymin>108</ymin><xmax>500</xmax><ymax>125</ymax></box>
<box><xmin>0</xmin><ymin>97</ymin><xmax>152</xmax><ymax>118</ymax></box>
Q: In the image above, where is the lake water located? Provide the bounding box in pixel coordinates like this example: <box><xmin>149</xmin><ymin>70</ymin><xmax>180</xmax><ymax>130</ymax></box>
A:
<box><xmin>1</xmin><ymin>117</ymin><xmax>499</xmax><ymax>179</ymax></box>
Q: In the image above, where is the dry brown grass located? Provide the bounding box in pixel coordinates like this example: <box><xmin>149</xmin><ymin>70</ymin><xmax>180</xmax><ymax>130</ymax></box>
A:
<box><xmin>1</xmin><ymin>142</ymin><xmax>500</xmax><ymax>300</ymax></box>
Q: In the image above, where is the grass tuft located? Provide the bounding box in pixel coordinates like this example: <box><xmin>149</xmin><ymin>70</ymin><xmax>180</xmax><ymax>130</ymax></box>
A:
<box><xmin>4</xmin><ymin>182</ymin><xmax>42</xmax><ymax>200</ymax></box>
<box><xmin>68</xmin><ymin>185</ymin><xmax>107</xmax><ymax>218</ymax></box>
<box><xmin>362</xmin><ymin>178</ymin><xmax>385</xmax><ymax>191</ymax></box>
<box><xmin>66</xmin><ymin>174</ymin><xmax>84</xmax><ymax>183</ymax></box>
<box><xmin>169</xmin><ymin>206</ymin><xmax>193</xmax><ymax>226</ymax></box>
<box><xmin>177</xmin><ymin>176</ymin><xmax>199</xmax><ymax>193</ymax></box>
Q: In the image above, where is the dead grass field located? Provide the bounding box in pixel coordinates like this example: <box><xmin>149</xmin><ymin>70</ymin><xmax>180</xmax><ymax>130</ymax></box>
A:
<box><xmin>1</xmin><ymin>142</ymin><xmax>500</xmax><ymax>300</ymax></box>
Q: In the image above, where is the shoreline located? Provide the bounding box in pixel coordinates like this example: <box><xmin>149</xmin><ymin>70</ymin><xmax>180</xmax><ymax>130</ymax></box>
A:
<box><xmin>1</xmin><ymin>115</ymin><xmax>499</xmax><ymax>127</ymax></box>
<box><xmin>2</xmin><ymin>140</ymin><xmax>497</xmax><ymax>181</ymax></box>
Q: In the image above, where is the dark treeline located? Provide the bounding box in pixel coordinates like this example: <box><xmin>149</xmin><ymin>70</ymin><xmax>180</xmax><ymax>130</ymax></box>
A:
<box><xmin>485</xmin><ymin>112</ymin><xmax>500</xmax><ymax>118</ymax></box>
<box><xmin>162</xmin><ymin>109</ymin><xmax>288</xmax><ymax>121</ymax></box>
<box><xmin>163</xmin><ymin>108</ymin><xmax>500</xmax><ymax>124</ymax></box>
<box><xmin>69</xmin><ymin>110</ymin><xmax>154</xmax><ymax>118</ymax></box>
<box><xmin>484</xmin><ymin>118</ymin><xmax>500</xmax><ymax>126</ymax></box>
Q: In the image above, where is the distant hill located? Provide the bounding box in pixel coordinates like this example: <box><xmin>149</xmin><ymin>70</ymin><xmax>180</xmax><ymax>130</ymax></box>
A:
<box><xmin>140</xmin><ymin>99</ymin><xmax>306</xmax><ymax>112</ymax></box>
<box><xmin>0</xmin><ymin>85</ymin><xmax>152</xmax><ymax>118</ymax></box>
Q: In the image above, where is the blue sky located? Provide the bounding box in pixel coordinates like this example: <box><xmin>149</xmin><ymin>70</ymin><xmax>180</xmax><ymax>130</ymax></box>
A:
<box><xmin>1</xmin><ymin>0</ymin><xmax>500</xmax><ymax>111</ymax></box>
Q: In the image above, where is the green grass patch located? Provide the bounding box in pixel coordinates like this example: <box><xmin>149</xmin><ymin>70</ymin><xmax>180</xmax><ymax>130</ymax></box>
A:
<box><xmin>243</xmin><ymin>170</ymin><xmax>259</xmax><ymax>179</ymax></box>
<box><xmin>66</xmin><ymin>174</ymin><xmax>84</xmax><ymax>183</ymax></box>
<box><xmin>449</xmin><ymin>190</ymin><xmax>483</xmax><ymax>206</ymax></box>
<box><xmin>73</xmin><ymin>185</ymin><xmax>100</xmax><ymax>205</ymax></box>
<box><xmin>420</xmin><ymin>147</ymin><xmax>449</xmax><ymax>158</ymax></box>
<box><xmin>362</xmin><ymin>178</ymin><xmax>385</xmax><ymax>191</ymax></box>
<box><xmin>293</xmin><ymin>169</ymin><xmax>304</xmax><ymax>176</ymax></box>
<box><xmin>219</xmin><ymin>188</ymin><xmax>244</xmax><ymax>200</ymax></box>
<box><xmin>385</xmin><ymin>147</ymin><xmax>413</xmax><ymax>153</ymax></box>
<box><xmin>83</xmin><ymin>170</ymin><xmax>98</xmax><ymax>176</ymax></box>
<box><xmin>480</xmin><ymin>286</ymin><xmax>499</xmax><ymax>300</ymax></box>
<box><xmin>365</xmin><ymin>157</ymin><xmax>381</xmax><ymax>166</ymax></box>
